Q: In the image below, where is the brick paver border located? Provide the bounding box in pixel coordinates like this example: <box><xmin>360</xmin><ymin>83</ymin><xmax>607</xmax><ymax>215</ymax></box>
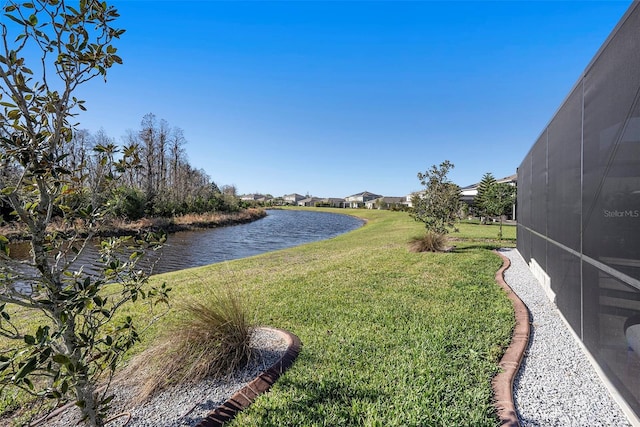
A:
<box><xmin>492</xmin><ymin>250</ymin><xmax>531</xmax><ymax>427</ymax></box>
<box><xmin>195</xmin><ymin>327</ymin><xmax>302</xmax><ymax>427</ymax></box>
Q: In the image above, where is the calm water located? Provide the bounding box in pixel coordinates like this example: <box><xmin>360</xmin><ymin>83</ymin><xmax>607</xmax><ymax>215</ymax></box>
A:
<box><xmin>9</xmin><ymin>209</ymin><xmax>364</xmax><ymax>276</ymax></box>
<box><xmin>149</xmin><ymin>209</ymin><xmax>363</xmax><ymax>273</ymax></box>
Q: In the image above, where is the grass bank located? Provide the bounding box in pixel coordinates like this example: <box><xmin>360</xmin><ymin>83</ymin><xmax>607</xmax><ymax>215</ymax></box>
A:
<box><xmin>1</xmin><ymin>209</ymin><xmax>516</xmax><ymax>425</ymax></box>
<box><xmin>149</xmin><ymin>208</ymin><xmax>515</xmax><ymax>426</ymax></box>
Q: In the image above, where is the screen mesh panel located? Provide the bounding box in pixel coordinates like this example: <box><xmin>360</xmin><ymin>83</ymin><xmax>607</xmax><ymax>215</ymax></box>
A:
<box><xmin>547</xmin><ymin>86</ymin><xmax>583</xmax><ymax>252</ymax></box>
<box><xmin>517</xmin><ymin>225</ymin><xmax>531</xmax><ymax>263</ymax></box>
<box><xmin>583</xmin><ymin>263</ymin><xmax>640</xmax><ymax>417</ymax></box>
<box><xmin>517</xmin><ymin>156</ymin><xmax>532</xmax><ymax>230</ymax></box>
<box><xmin>547</xmin><ymin>244</ymin><xmax>581</xmax><ymax>335</ymax></box>
<box><xmin>583</xmin><ymin>6</ymin><xmax>640</xmax><ymax>274</ymax></box>
<box><xmin>516</xmin><ymin>2</ymin><xmax>640</xmax><ymax>416</ymax></box>
<box><xmin>530</xmin><ymin>133</ymin><xmax>548</xmax><ymax>235</ymax></box>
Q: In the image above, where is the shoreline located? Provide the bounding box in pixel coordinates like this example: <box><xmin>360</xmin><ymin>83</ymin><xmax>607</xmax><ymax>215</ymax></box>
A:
<box><xmin>0</xmin><ymin>208</ymin><xmax>267</xmax><ymax>243</ymax></box>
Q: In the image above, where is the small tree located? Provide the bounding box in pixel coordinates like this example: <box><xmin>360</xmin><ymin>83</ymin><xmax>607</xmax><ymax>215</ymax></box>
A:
<box><xmin>474</xmin><ymin>172</ymin><xmax>496</xmax><ymax>224</ymax></box>
<box><xmin>410</xmin><ymin>160</ymin><xmax>460</xmax><ymax>251</ymax></box>
<box><xmin>483</xmin><ymin>182</ymin><xmax>516</xmax><ymax>239</ymax></box>
<box><xmin>0</xmin><ymin>2</ymin><xmax>169</xmax><ymax>426</ymax></box>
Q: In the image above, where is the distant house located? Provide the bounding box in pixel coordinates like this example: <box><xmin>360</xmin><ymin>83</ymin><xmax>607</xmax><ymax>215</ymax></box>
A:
<box><xmin>240</xmin><ymin>193</ymin><xmax>267</xmax><ymax>202</ymax></box>
<box><xmin>319</xmin><ymin>197</ymin><xmax>346</xmax><ymax>208</ymax></box>
<box><xmin>364</xmin><ymin>196</ymin><xmax>407</xmax><ymax>210</ymax></box>
<box><xmin>269</xmin><ymin>197</ymin><xmax>285</xmax><ymax>206</ymax></box>
<box><xmin>283</xmin><ymin>193</ymin><xmax>305</xmax><ymax>205</ymax></box>
<box><xmin>404</xmin><ymin>192</ymin><xmax>421</xmax><ymax>208</ymax></box>
<box><xmin>344</xmin><ymin>191</ymin><xmax>383</xmax><ymax>208</ymax></box>
<box><xmin>297</xmin><ymin>197</ymin><xmax>322</xmax><ymax>207</ymax></box>
<box><xmin>459</xmin><ymin>184</ymin><xmax>477</xmax><ymax>206</ymax></box>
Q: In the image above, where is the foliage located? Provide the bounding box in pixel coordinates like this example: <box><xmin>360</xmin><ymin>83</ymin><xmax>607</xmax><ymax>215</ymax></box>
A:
<box><xmin>473</xmin><ymin>171</ymin><xmax>516</xmax><ymax>238</ymax></box>
<box><xmin>474</xmin><ymin>172</ymin><xmax>497</xmax><ymax>223</ymax></box>
<box><xmin>483</xmin><ymin>183</ymin><xmax>516</xmax><ymax>219</ymax></box>
<box><xmin>64</xmin><ymin>120</ymin><xmax>236</xmax><ymax>220</ymax></box>
<box><xmin>0</xmin><ymin>2</ymin><xmax>170</xmax><ymax>426</ymax></box>
<box><xmin>106</xmin><ymin>186</ymin><xmax>146</xmax><ymax>220</ymax></box>
<box><xmin>483</xmin><ymin>182</ymin><xmax>516</xmax><ymax>239</ymax></box>
<box><xmin>124</xmin><ymin>286</ymin><xmax>254</xmax><ymax>402</ymax></box>
<box><xmin>410</xmin><ymin>160</ymin><xmax>461</xmax><ymax>235</ymax></box>
<box><xmin>408</xmin><ymin>231</ymin><xmax>447</xmax><ymax>252</ymax></box>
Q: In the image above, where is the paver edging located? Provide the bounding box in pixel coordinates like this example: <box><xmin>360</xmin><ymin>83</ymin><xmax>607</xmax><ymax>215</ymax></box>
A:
<box><xmin>492</xmin><ymin>250</ymin><xmax>531</xmax><ymax>427</ymax></box>
<box><xmin>195</xmin><ymin>327</ymin><xmax>302</xmax><ymax>427</ymax></box>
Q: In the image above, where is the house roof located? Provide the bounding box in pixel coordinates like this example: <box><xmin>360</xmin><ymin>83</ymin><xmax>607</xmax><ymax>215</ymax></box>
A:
<box><xmin>298</xmin><ymin>197</ymin><xmax>322</xmax><ymax>203</ymax></box>
<box><xmin>346</xmin><ymin>191</ymin><xmax>383</xmax><ymax>199</ymax></box>
<box><xmin>461</xmin><ymin>173</ymin><xmax>517</xmax><ymax>191</ymax></box>
<box><xmin>240</xmin><ymin>193</ymin><xmax>266</xmax><ymax>200</ymax></box>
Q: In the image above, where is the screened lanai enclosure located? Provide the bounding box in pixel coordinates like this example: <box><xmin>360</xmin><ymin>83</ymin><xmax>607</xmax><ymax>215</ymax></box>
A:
<box><xmin>517</xmin><ymin>1</ymin><xmax>640</xmax><ymax>419</ymax></box>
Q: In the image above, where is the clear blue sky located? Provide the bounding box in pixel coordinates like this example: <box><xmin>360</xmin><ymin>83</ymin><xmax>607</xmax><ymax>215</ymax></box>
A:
<box><xmin>74</xmin><ymin>0</ymin><xmax>633</xmax><ymax>198</ymax></box>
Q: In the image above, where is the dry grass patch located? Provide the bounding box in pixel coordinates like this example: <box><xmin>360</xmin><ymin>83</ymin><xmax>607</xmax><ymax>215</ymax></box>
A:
<box><xmin>409</xmin><ymin>231</ymin><xmax>450</xmax><ymax>252</ymax></box>
<box><xmin>122</xmin><ymin>287</ymin><xmax>255</xmax><ymax>402</ymax></box>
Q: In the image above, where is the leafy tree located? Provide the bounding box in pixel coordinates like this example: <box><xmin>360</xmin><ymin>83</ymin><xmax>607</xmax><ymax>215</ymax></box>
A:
<box><xmin>482</xmin><ymin>182</ymin><xmax>516</xmax><ymax>239</ymax></box>
<box><xmin>107</xmin><ymin>186</ymin><xmax>147</xmax><ymax>220</ymax></box>
<box><xmin>474</xmin><ymin>172</ymin><xmax>497</xmax><ymax>223</ymax></box>
<box><xmin>0</xmin><ymin>2</ymin><xmax>169</xmax><ymax>426</ymax></box>
<box><xmin>410</xmin><ymin>160</ymin><xmax>461</xmax><ymax>236</ymax></box>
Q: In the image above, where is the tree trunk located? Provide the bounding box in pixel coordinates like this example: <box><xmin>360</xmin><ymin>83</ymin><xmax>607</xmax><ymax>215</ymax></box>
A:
<box><xmin>60</xmin><ymin>312</ymin><xmax>104</xmax><ymax>427</ymax></box>
<box><xmin>76</xmin><ymin>381</ymin><xmax>103</xmax><ymax>427</ymax></box>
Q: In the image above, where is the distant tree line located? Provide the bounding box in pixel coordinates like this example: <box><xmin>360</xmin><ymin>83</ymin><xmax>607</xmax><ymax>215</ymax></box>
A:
<box><xmin>1</xmin><ymin>112</ymin><xmax>238</xmax><ymax>222</ymax></box>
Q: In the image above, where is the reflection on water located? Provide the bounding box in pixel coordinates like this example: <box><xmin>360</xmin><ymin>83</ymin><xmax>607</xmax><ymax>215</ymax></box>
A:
<box><xmin>8</xmin><ymin>210</ymin><xmax>364</xmax><ymax>276</ymax></box>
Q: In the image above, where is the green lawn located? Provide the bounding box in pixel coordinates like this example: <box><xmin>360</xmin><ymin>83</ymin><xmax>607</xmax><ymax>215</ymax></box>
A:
<box><xmin>153</xmin><ymin>209</ymin><xmax>515</xmax><ymax>426</ymax></box>
<box><xmin>1</xmin><ymin>209</ymin><xmax>516</xmax><ymax>426</ymax></box>
<box><xmin>455</xmin><ymin>219</ymin><xmax>517</xmax><ymax>245</ymax></box>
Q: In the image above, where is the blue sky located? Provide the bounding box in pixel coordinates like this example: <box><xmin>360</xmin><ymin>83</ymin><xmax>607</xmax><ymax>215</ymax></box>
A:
<box><xmin>74</xmin><ymin>0</ymin><xmax>633</xmax><ymax>198</ymax></box>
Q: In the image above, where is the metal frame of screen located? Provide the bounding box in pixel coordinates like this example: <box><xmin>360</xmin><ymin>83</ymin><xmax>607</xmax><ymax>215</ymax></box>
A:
<box><xmin>517</xmin><ymin>1</ymin><xmax>640</xmax><ymax>419</ymax></box>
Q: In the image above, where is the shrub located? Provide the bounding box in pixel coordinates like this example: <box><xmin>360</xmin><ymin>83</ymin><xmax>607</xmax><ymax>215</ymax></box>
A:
<box><xmin>410</xmin><ymin>160</ymin><xmax>461</xmax><ymax>235</ymax></box>
<box><xmin>127</xmin><ymin>287</ymin><xmax>255</xmax><ymax>401</ymax></box>
<box><xmin>107</xmin><ymin>186</ymin><xmax>147</xmax><ymax>220</ymax></box>
<box><xmin>409</xmin><ymin>231</ymin><xmax>448</xmax><ymax>253</ymax></box>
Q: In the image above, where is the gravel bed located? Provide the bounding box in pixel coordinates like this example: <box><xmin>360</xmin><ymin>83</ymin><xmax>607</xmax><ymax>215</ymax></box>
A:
<box><xmin>42</xmin><ymin>327</ymin><xmax>289</xmax><ymax>427</ymax></box>
<box><xmin>499</xmin><ymin>248</ymin><xmax>631</xmax><ymax>427</ymax></box>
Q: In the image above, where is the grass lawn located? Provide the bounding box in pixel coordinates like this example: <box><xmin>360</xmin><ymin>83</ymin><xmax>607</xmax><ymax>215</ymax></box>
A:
<box><xmin>149</xmin><ymin>209</ymin><xmax>515</xmax><ymax>426</ymax></box>
<box><xmin>0</xmin><ymin>209</ymin><xmax>516</xmax><ymax>426</ymax></box>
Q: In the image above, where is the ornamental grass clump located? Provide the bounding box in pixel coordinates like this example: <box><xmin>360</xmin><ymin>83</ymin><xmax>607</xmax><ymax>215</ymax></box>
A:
<box><xmin>408</xmin><ymin>231</ymin><xmax>447</xmax><ymax>253</ymax></box>
<box><xmin>129</xmin><ymin>288</ymin><xmax>255</xmax><ymax>401</ymax></box>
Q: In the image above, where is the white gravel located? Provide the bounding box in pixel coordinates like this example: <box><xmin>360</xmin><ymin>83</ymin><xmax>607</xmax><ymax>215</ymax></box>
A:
<box><xmin>499</xmin><ymin>248</ymin><xmax>632</xmax><ymax>427</ymax></box>
<box><xmin>41</xmin><ymin>327</ymin><xmax>289</xmax><ymax>427</ymax></box>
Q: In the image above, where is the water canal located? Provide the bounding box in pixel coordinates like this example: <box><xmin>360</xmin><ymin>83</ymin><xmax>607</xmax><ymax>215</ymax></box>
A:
<box><xmin>147</xmin><ymin>209</ymin><xmax>363</xmax><ymax>273</ymax></box>
<box><xmin>9</xmin><ymin>209</ymin><xmax>364</xmax><ymax>276</ymax></box>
